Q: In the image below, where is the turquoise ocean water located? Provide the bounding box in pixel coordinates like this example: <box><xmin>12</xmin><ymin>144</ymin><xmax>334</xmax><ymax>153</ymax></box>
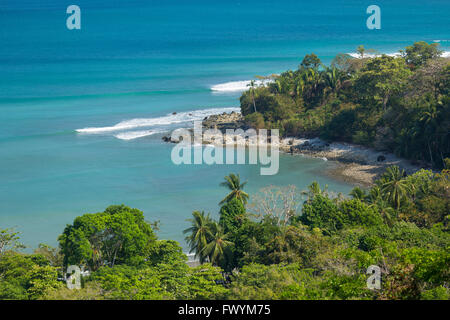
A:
<box><xmin>0</xmin><ymin>0</ymin><xmax>449</xmax><ymax>249</ymax></box>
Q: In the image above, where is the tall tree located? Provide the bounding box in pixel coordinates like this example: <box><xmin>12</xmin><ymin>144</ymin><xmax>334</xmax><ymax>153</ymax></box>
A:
<box><xmin>247</xmin><ymin>80</ymin><xmax>258</xmax><ymax>113</ymax></box>
<box><xmin>0</xmin><ymin>228</ymin><xmax>25</xmax><ymax>256</ymax></box>
<box><xmin>219</xmin><ymin>198</ymin><xmax>247</xmax><ymax>234</ymax></box>
<box><xmin>300</xmin><ymin>53</ymin><xmax>322</xmax><ymax>70</ymax></box>
<box><xmin>379</xmin><ymin>166</ymin><xmax>413</xmax><ymax>210</ymax></box>
<box><xmin>219</xmin><ymin>173</ymin><xmax>249</xmax><ymax>205</ymax></box>
<box><xmin>354</xmin><ymin>55</ymin><xmax>412</xmax><ymax>110</ymax></box>
<box><xmin>58</xmin><ymin>205</ymin><xmax>156</xmax><ymax>270</ymax></box>
<box><xmin>324</xmin><ymin>67</ymin><xmax>343</xmax><ymax>94</ymax></box>
<box><xmin>357</xmin><ymin>45</ymin><xmax>366</xmax><ymax>58</ymax></box>
<box><xmin>402</xmin><ymin>41</ymin><xmax>442</xmax><ymax>70</ymax></box>
<box><xmin>202</xmin><ymin>222</ymin><xmax>233</xmax><ymax>267</ymax></box>
<box><xmin>183</xmin><ymin>211</ymin><xmax>213</xmax><ymax>264</ymax></box>
<box><xmin>349</xmin><ymin>187</ymin><xmax>367</xmax><ymax>200</ymax></box>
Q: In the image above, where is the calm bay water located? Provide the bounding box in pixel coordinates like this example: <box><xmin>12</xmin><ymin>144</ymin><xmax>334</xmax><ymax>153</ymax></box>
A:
<box><xmin>0</xmin><ymin>0</ymin><xmax>449</xmax><ymax>249</ymax></box>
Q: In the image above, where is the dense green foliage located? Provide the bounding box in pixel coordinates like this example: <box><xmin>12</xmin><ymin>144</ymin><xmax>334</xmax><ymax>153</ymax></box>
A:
<box><xmin>219</xmin><ymin>173</ymin><xmax>250</xmax><ymax>205</ymax></box>
<box><xmin>0</xmin><ymin>165</ymin><xmax>449</xmax><ymax>300</ymax></box>
<box><xmin>1</xmin><ymin>42</ymin><xmax>449</xmax><ymax>300</ymax></box>
<box><xmin>240</xmin><ymin>42</ymin><xmax>449</xmax><ymax>168</ymax></box>
<box><xmin>58</xmin><ymin>205</ymin><xmax>157</xmax><ymax>270</ymax></box>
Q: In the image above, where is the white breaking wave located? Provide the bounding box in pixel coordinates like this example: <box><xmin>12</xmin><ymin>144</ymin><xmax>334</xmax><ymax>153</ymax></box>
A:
<box><xmin>114</xmin><ymin>130</ymin><xmax>163</xmax><ymax>141</ymax></box>
<box><xmin>211</xmin><ymin>79</ymin><xmax>273</xmax><ymax>92</ymax></box>
<box><xmin>76</xmin><ymin>107</ymin><xmax>240</xmax><ymax>134</ymax></box>
<box><xmin>347</xmin><ymin>52</ymin><xmax>401</xmax><ymax>59</ymax></box>
<box><xmin>347</xmin><ymin>50</ymin><xmax>450</xmax><ymax>59</ymax></box>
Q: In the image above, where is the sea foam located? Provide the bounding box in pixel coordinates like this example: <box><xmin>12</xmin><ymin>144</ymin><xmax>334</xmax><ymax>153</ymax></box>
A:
<box><xmin>76</xmin><ymin>107</ymin><xmax>240</xmax><ymax>137</ymax></box>
<box><xmin>211</xmin><ymin>79</ymin><xmax>273</xmax><ymax>93</ymax></box>
<box><xmin>347</xmin><ymin>52</ymin><xmax>401</xmax><ymax>59</ymax></box>
<box><xmin>114</xmin><ymin>130</ymin><xmax>163</xmax><ymax>140</ymax></box>
<box><xmin>347</xmin><ymin>50</ymin><xmax>450</xmax><ymax>59</ymax></box>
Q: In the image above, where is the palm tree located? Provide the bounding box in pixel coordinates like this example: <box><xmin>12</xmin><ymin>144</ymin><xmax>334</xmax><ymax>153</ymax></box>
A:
<box><xmin>420</xmin><ymin>103</ymin><xmax>440</xmax><ymax>166</ymax></box>
<box><xmin>350</xmin><ymin>187</ymin><xmax>367</xmax><ymax>200</ymax></box>
<box><xmin>366</xmin><ymin>185</ymin><xmax>397</xmax><ymax>226</ymax></box>
<box><xmin>219</xmin><ymin>173</ymin><xmax>249</xmax><ymax>205</ymax></box>
<box><xmin>357</xmin><ymin>45</ymin><xmax>366</xmax><ymax>58</ymax></box>
<box><xmin>379</xmin><ymin>166</ymin><xmax>413</xmax><ymax>210</ymax></box>
<box><xmin>376</xmin><ymin>199</ymin><xmax>397</xmax><ymax>227</ymax></box>
<box><xmin>300</xmin><ymin>68</ymin><xmax>324</xmax><ymax>103</ymax></box>
<box><xmin>367</xmin><ymin>185</ymin><xmax>382</xmax><ymax>204</ymax></box>
<box><xmin>324</xmin><ymin>67</ymin><xmax>342</xmax><ymax>94</ymax></box>
<box><xmin>275</xmin><ymin>74</ymin><xmax>294</xmax><ymax>95</ymax></box>
<box><xmin>202</xmin><ymin>222</ymin><xmax>233</xmax><ymax>266</ymax></box>
<box><xmin>293</xmin><ymin>75</ymin><xmax>305</xmax><ymax>97</ymax></box>
<box><xmin>247</xmin><ymin>80</ymin><xmax>258</xmax><ymax>113</ymax></box>
<box><xmin>183</xmin><ymin>211</ymin><xmax>213</xmax><ymax>263</ymax></box>
<box><xmin>302</xmin><ymin>181</ymin><xmax>327</xmax><ymax>200</ymax></box>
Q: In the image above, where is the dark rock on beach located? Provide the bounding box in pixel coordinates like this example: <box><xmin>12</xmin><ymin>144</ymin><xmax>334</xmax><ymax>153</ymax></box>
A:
<box><xmin>162</xmin><ymin>135</ymin><xmax>183</xmax><ymax>143</ymax></box>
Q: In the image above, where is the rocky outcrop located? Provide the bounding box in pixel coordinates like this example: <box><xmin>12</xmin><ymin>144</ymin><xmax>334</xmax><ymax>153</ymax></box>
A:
<box><xmin>161</xmin><ymin>111</ymin><xmax>424</xmax><ymax>186</ymax></box>
<box><xmin>162</xmin><ymin>134</ymin><xmax>183</xmax><ymax>143</ymax></box>
<box><xmin>202</xmin><ymin>111</ymin><xmax>245</xmax><ymax>131</ymax></box>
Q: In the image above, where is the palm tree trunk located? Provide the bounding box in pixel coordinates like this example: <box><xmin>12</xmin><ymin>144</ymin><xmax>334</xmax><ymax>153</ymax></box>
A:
<box><xmin>427</xmin><ymin>140</ymin><xmax>434</xmax><ymax>166</ymax></box>
<box><xmin>383</xmin><ymin>95</ymin><xmax>389</xmax><ymax>111</ymax></box>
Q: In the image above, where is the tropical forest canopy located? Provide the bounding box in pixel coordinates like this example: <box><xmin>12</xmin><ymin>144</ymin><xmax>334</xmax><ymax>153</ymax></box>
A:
<box><xmin>241</xmin><ymin>42</ymin><xmax>449</xmax><ymax>169</ymax></box>
<box><xmin>0</xmin><ymin>42</ymin><xmax>449</xmax><ymax>300</ymax></box>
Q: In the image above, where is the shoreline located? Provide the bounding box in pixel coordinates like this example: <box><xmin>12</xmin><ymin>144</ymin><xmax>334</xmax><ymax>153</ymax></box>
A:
<box><xmin>278</xmin><ymin>137</ymin><xmax>425</xmax><ymax>187</ymax></box>
<box><xmin>163</xmin><ymin>111</ymin><xmax>425</xmax><ymax>186</ymax></box>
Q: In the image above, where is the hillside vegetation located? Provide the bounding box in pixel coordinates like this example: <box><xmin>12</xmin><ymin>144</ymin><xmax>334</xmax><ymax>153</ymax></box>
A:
<box><xmin>241</xmin><ymin>42</ymin><xmax>449</xmax><ymax>169</ymax></box>
<box><xmin>1</xmin><ymin>42</ymin><xmax>449</xmax><ymax>300</ymax></box>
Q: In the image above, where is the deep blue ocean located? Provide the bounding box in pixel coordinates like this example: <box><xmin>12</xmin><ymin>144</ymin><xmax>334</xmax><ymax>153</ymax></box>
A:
<box><xmin>0</xmin><ymin>0</ymin><xmax>449</xmax><ymax>250</ymax></box>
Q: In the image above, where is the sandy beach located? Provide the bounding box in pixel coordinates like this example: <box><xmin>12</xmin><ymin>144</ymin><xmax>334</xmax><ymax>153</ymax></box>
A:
<box><xmin>280</xmin><ymin>138</ymin><xmax>423</xmax><ymax>186</ymax></box>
